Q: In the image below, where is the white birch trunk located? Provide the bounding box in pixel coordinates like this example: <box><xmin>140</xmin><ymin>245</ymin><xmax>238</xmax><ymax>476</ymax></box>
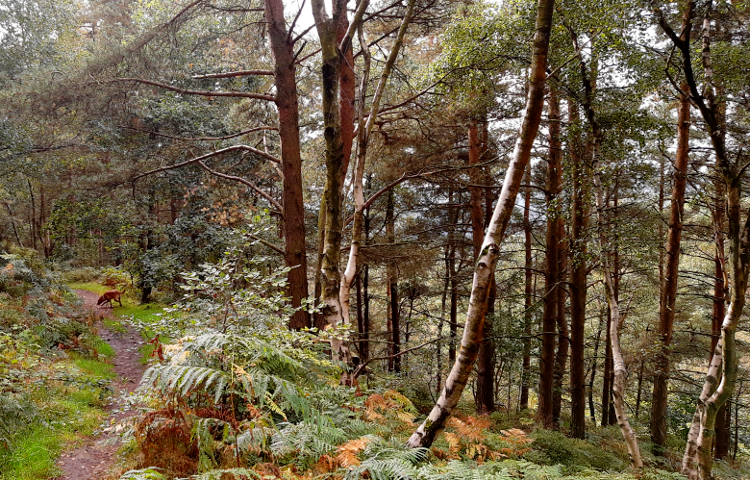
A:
<box><xmin>406</xmin><ymin>0</ymin><xmax>555</xmax><ymax>448</ymax></box>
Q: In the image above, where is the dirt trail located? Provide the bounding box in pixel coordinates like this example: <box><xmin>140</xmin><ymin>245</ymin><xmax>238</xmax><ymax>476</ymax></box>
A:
<box><xmin>54</xmin><ymin>290</ymin><xmax>147</xmax><ymax>480</ymax></box>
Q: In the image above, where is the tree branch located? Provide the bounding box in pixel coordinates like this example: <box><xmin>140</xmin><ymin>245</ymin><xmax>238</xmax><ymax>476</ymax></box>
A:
<box><xmin>191</xmin><ymin>69</ymin><xmax>274</xmax><ymax>79</ymax></box>
<box><xmin>116</xmin><ymin>77</ymin><xmax>275</xmax><ymax>101</ymax></box>
<box><xmin>132</xmin><ymin>145</ymin><xmax>280</xmax><ymax>182</ymax></box>
<box><xmin>197</xmin><ymin>161</ymin><xmax>283</xmax><ymax>213</ymax></box>
<box><xmin>120</xmin><ymin>125</ymin><xmax>278</xmax><ymax>142</ymax></box>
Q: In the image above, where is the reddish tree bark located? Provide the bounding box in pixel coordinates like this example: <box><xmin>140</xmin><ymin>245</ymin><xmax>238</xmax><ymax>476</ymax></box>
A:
<box><xmin>265</xmin><ymin>0</ymin><xmax>310</xmax><ymax>330</ymax></box>
<box><xmin>650</xmin><ymin>83</ymin><xmax>691</xmax><ymax>455</ymax></box>
<box><xmin>470</xmin><ymin>118</ymin><xmax>495</xmax><ymax>414</ymax></box>
<box><xmin>538</xmin><ymin>88</ymin><xmax>561</xmax><ymax>429</ymax></box>
<box><xmin>568</xmin><ymin>99</ymin><xmax>588</xmax><ymax>439</ymax></box>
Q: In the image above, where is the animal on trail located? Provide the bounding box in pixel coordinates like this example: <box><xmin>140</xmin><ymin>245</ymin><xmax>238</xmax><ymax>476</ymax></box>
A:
<box><xmin>97</xmin><ymin>290</ymin><xmax>123</xmax><ymax>308</ymax></box>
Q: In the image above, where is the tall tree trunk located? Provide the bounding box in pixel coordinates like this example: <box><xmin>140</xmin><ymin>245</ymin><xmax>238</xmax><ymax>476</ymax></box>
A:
<box><xmin>552</xmin><ymin>221</ymin><xmax>568</xmax><ymax>430</ymax></box>
<box><xmin>471</xmin><ymin>118</ymin><xmax>495</xmax><ymax>415</ymax></box>
<box><xmin>447</xmin><ymin>189</ymin><xmax>459</xmax><ymax>364</ymax></box>
<box><xmin>355</xmin><ymin>267</ymin><xmax>365</xmax><ymax>360</ymax></box>
<box><xmin>568</xmin><ymin>100</ymin><xmax>588</xmax><ymax>439</ymax></box>
<box><xmin>538</xmin><ymin>89</ymin><xmax>560</xmax><ymax>429</ymax></box>
<box><xmin>635</xmin><ymin>359</ymin><xmax>645</xmax><ymax>420</ymax></box>
<box><xmin>588</xmin><ymin>313</ymin><xmax>603</xmax><ymax>424</ymax></box>
<box><xmin>520</xmin><ymin>167</ymin><xmax>533</xmax><ymax>411</ymax></box>
<box><xmin>712</xmin><ymin>177</ymin><xmax>729</xmax><ymax>459</ymax></box>
<box><xmin>265</xmin><ymin>0</ymin><xmax>310</xmax><ymax>330</ymax></box>
<box><xmin>339</xmin><ymin>0</ymin><xmax>415</xmax><ymax>335</ymax></box>
<box><xmin>571</xmin><ymin>26</ymin><xmax>642</xmax><ymax>467</ymax></box>
<box><xmin>658</xmin><ymin>2</ymin><xmax>750</xmax><ymax>476</ymax></box>
<box><xmin>386</xmin><ymin>189</ymin><xmax>401</xmax><ymax>373</ymax></box>
<box><xmin>311</xmin><ymin>0</ymin><xmax>368</xmax><ymax>368</ymax></box>
<box><xmin>407</xmin><ymin>0</ymin><xmax>554</xmax><ymax>447</ymax></box>
<box><xmin>651</xmin><ymin>83</ymin><xmax>691</xmax><ymax>455</ymax></box>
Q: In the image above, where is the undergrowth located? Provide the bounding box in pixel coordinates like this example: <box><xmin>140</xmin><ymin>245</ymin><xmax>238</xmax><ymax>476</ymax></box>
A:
<box><xmin>0</xmin><ymin>252</ymin><xmax>116</xmax><ymax>480</ymax></box>
<box><xmin>110</xmin><ymin>235</ymin><xmax>745</xmax><ymax>480</ymax></box>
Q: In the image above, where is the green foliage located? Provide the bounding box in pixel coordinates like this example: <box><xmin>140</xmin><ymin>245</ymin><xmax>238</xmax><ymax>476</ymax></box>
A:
<box><xmin>523</xmin><ymin>429</ymin><xmax>627</xmax><ymax>473</ymax></box>
<box><xmin>344</xmin><ymin>438</ymin><xmax>429</xmax><ymax>480</ymax></box>
<box><xmin>116</xmin><ymin>467</ymin><xmax>167</xmax><ymax>480</ymax></box>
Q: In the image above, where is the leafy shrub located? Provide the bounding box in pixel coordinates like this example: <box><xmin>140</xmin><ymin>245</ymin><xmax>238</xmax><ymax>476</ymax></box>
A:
<box><xmin>101</xmin><ymin>265</ymin><xmax>133</xmax><ymax>291</ymax></box>
<box><xmin>58</xmin><ymin>266</ymin><xmax>101</xmax><ymax>284</ymax></box>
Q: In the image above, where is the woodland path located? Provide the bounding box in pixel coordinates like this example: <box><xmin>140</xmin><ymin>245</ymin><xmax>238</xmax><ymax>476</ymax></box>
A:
<box><xmin>54</xmin><ymin>290</ymin><xmax>147</xmax><ymax>480</ymax></box>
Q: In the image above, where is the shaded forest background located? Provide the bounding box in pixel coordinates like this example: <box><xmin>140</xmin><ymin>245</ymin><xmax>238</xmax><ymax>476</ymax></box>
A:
<box><xmin>1</xmin><ymin>0</ymin><xmax>750</xmax><ymax>479</ymax></box>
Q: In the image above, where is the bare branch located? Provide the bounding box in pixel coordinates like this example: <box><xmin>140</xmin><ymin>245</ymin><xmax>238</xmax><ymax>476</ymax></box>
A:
<box><xmin>248</xmin><ymin>234</ymin><xmax>285</xmax><ymax>255</ymax></box>
<box><xmin>116</xmin><ymin>77</ymin><xmax>275</xmax><ymax>101</ymax></box>
<box><xmin>120</xmin><ymin>125</ymin><xmax>278</xmax><ymax>142</ymax></box>
<box><xmin>132</xmin><ymin>145</ymin><xmax>280</xmax><ymax>181</ymax></box>
<box><xmin>197</xmin><ymin>161</ymin><xmax>283</xmax><ymax>213</ymax></box>
<box><xmin>192</xmin><ymin>70</ymin><xmax>274</xmax><ymax>79</ymax></box>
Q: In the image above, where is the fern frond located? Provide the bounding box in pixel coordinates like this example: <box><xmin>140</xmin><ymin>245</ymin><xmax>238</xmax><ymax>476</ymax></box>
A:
<box><xmin>191</xmin><ymin>467</ymin><xmax>261</xmax><ymax>480</ymax></box>
<box><xmin>117</xmin><ymin>467</ymin><xmax>166</xmax><ymax>480</ymax></box>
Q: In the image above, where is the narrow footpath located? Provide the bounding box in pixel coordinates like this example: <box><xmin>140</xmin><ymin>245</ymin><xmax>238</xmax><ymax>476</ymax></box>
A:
<box><xmin>54</xmin><ymin>290</ymin><xmax>147</xmax><ymax>480</ymax></box>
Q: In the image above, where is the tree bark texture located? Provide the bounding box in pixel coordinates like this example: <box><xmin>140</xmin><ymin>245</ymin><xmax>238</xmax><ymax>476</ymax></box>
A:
<box><xmin>311</xmin><ymin>0</ymin><xmax>364</xmax><ymax>367</ymax></box>
<box><xmin>520</xmin><ymin>167</ymin><xmax>533</xmax><ymax>411</ymax></box>
<box><xmin>650</xmin><ymin>83</ymin><xmax>691</xmax><ymax>455</ymax></box>
<box><xmin>265</xmin><ymin>0</ymin><xmax>310</xmax><ymax>330</ymax></box>
<box><xmin>568</xmin><ymin>100</ymin><xmax>588</xmax><ymax>439</ymax></box>
<box><xmin>538</xmin><ymin>88</ymin><xmax>560</xmax><ymax>429</ymax></box>
<box><xmin>471</xmin><ymin>118</ymin><xmax>495</xmax><ymax>415</ymax></box>
<box><xmin>712</xmin><ymin>177</ymin><xmax>729</xmax><ymax>459</ymax></box>
<box><xmin>406</xmin><ymin>0</ymin><xmax>554</xmax><ymax>448</ymax></box>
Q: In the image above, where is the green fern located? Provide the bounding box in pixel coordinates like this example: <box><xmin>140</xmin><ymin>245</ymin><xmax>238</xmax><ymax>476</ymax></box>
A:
<box><xmin>191</xmin><ymin>467</ymin><xmax>261</xmax><ymax>479</ymax></box>
<box><xmin>344</xmin><ymin>437</ymin><xmax>429</xmax><ymax>480</ymax></box>
<box><xmin>117</xmin><ymin>467</ymin><xmax>166</xmax><ymax>480</ymax></box>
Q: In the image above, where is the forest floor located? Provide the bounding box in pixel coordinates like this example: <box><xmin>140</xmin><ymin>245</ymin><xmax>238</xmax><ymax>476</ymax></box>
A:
<box><xmin>53</xmin><ymin>290</ymin><xmax>146</xmax><ymax>480</ymax></box>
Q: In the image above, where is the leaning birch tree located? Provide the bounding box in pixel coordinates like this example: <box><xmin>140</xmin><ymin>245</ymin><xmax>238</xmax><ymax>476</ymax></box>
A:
<box><xmin>406</xmin><ymin>0</ymin><xmax>555</xmax><ymax>448</ymax></box>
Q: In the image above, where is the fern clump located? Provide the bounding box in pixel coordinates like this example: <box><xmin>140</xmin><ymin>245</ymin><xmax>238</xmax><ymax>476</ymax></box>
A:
<box><xmin>127</xmin><ymin>233</ymin><xmax>374</xmax><ymax>476</ymax></box>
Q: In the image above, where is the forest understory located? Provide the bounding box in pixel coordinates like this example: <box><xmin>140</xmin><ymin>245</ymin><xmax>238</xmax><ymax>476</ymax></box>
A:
<box><xmin>2</xmin><ymin>0</ymin><xmax>750</xmax><ymax>479</ymax></box>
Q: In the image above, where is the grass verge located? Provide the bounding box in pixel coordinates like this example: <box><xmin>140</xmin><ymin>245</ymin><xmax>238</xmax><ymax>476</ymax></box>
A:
<box><xmin>0</xmin><ymin>351</ymin><xmax>114</xmax><ymax>480</ymax></box>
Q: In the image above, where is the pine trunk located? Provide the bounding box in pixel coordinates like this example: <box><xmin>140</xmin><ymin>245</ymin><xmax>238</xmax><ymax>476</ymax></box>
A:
<box><xmin>471</xmin><ymin>118</ymin><xmax>495</xmax><ymax>415</ymax></box>
<box><xmin>265</xmin><ymin>0</ymin><xmax>310</xmax><ymax>330</ymax></box>
<box><xmin>538</xmin><ymin>89</ymin><xmax>560</xmax><ymax>429</ymax></box>
<box><xmin>650</xmin><ymin>83</ymin><xmax>690</xmax><ymax>455</ymax></box>
<box><xmin>568</xmin><ymin>99</ymin><xmax>588</xmax><ymax>439</ymax></box>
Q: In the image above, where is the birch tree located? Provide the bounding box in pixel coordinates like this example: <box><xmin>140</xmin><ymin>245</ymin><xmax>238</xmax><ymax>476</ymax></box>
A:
<box><xmin>406</xmin><ymin>0</ymin><xmax>555</xmax><ymax>448</ymax></box>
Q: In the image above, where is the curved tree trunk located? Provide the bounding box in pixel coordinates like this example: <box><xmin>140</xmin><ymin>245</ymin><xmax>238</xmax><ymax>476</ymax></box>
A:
<box><xmin>655</xmin><ymin>2</ymin><xmax>750</xmax><ymax>477</ymax></box>
<box><xmin>340</xmin><ymin>0</ymin><xmax>415</xmax><ymax>337</ymax></box>
<box><xmin>406</xmin><ymin>0</ymin><xmax>554</xmax><ymax>448</ymax></box>
<box><xmin>571</xmin><ymin>25</ymin><xmax>642</xmax><ymax>468</ymax></box>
